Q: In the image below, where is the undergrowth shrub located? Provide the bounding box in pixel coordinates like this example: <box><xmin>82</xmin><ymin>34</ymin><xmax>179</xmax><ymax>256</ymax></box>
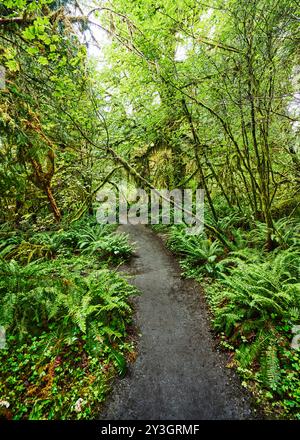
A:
<box><xmin>167</xmin><ymin>227</ymin><xmax>223</xmax><ymax>279</ymax></box>
<box><xmin>0</xmin><ymin>258</ymin><xmax>136</xmax><ymax>343</ymax></box>
<box><xmin>205</xmin><ymin>248</ymin><xmax>300</xmax><ymax>417</ymax></box>
<box><xmin>0</xmin><ymin>216</ymin><xmax>136</xmax><ymax>419</ymax></box>
<box><xmin>0</xmin><ymin>217</ymin><xmax>133</xmax><ymax>264</ymax></box>
<box><xmin>77</xmin><ymin>225</ymin><xmax>133</xmax><ymax>261</ymax></box>
<box><xmin>247</xmin><ymin>218</ymin><xmax>300</xmax><ymax>248</ymax></box>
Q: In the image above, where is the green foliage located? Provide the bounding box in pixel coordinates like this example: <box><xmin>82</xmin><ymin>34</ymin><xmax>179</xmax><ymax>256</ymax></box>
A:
<box><xmin>0</xmin><ymin>258</ymin><xmax>136</xmax><ymax>342</ymax></box>
<box><xmin>0</xmin><ymin>332</ymin><xmax>134</xmax><ymax>419</ymax></box>
<box><xmin>247</xmin><ymin>219</ymin><xmax>300</xmax><ymax>248</ymax></box>
<box><xmin>78</xmin><ymin>225</ymin><xmax>133</xmax><ymax>261</ymax></box>
<box><xmin>204</xmin><ymin>246</ymin><xmax>300</xmax><ymax>417</ymax></box>
<box><xmin>277</xmin><ymin>348</ymin><xmax>300</xmax><ymax>418</ymax></box>
<box><xmin>0</xmin><ymin>217</ymin><xmax>134</xmax><ymax>264</ymax></box>
<box><xmin>167</xmin><ymin>226</ymin><xmax>223</xmax><ymax>279</ymax></box>
<box><xmin>213</xmin><ymin>249</ymin><xmax>300</xmax><ymax>333</ymax></box>
<box><xmin>0</xmin><ymin>216</ymin><xmax>137</xmax><ymax>419</ymax></box>
<box><xmin>1</xmin><ymin>0</ymin><xmax>299</xmax><ymax>421</ymax></box>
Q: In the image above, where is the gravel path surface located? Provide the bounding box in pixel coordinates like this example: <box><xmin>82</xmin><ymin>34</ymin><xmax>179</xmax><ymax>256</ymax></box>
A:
<box><xmin>99</xmin><ymin>224</ymin><xmax>254</xmax><ymax>420</ymax></box>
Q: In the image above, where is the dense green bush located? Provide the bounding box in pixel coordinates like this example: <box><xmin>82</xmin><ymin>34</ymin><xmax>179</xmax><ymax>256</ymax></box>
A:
<box><xmin>0</xmin><ymin>332</ymin><xmax>124</xmax><ymax>419</ymax></box>
<box><xmin>206</xmin><ymin>245</ymin><xmax>300</xmax><ymax>418</ymax></box>
<box><xmin>167</xmin><ymin>226</ymin><xmax>223</xmax><ymax>279</ymax></box>
<box><xmin>247</xmin><ymin>218</ymin><xmax>300</xmax><ymax>248</ymax></box>
<box><xmin>0</xmin><ymin>258</ymin><xmax>136</xmax><ymax>343</ymax></box>
<box><xmin>0</xmin><ymin>217</ymin><xmax>137</xmax><ymax>419</ymax></box>
<box><xmin>77</xmin><ymin>225</ymin><xmax>133</xmax><ymax>261</ymax></box>
<box><xmin>0</xmin><ymin>218</ymin><xmax>133</xmax><ymax>264</ymax></box>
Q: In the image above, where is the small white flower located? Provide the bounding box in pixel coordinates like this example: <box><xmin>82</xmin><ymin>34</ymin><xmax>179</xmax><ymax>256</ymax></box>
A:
<box><xmin>74</xmin><ymin>398</ymin><xmax>85</xmax><ymax>413</ymax></box>
<box><xmin>0</xmin><ymin>400</ymin><xmax>10</xmax><ymax>408</ymax></box>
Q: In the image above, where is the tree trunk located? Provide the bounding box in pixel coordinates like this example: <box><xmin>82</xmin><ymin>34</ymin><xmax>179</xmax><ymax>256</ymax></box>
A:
<box><xmin>45</xmin><ymin>185</ymin><xmax>61</xmax><ymax>222</ymax></box>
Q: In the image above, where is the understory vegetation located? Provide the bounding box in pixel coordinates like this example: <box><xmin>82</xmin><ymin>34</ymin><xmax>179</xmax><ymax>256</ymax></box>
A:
<box><xmin>0</xmin><ymin>217</ymin><xmax>137</xmax><ymax>419</ymax></box>
<box><xmin>1</xmin><ymin>0</ymin><xmax>299</xmax><ymax>420</ymax></box>
<box><xmin>153</xmin><ymin>212</ymin><xmax>300</xmax><ymax>418</ymax></box>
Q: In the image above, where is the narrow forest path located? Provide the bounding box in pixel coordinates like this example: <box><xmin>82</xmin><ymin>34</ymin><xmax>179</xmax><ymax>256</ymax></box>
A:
<box><xmin>100</xmin><ymin>225</ymin><xmax>254</xmax><ymax>420</ymax></box>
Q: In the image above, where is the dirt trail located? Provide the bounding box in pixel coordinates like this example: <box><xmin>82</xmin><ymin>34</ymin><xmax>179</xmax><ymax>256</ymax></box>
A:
<box><xmin>100</xmin><ymin>225</ymin><xmax>254</xmax><ymax>420</ymax></box>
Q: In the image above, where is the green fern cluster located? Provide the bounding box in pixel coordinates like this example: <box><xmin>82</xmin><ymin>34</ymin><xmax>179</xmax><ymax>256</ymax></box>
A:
<box><xmin>0</xmin><ymin>218</ymin><xmax>133</xmax><ymax>263</ymax></box>
<box><xmin>77</xmin><ymin>225</ymin><xmax>133</xmax><ymax>261</ymax></box>
<box><xmin>0</xmin><ymin>258</ymin><xmax>137</xmax><ymax>347</ymax></box>
<box><xmin>0</xmin><ymin>215</ymin><xmax>137</xmax><ymax>419</ymax></box>
<box><xmin>207</xmin><ymin>248</ymin><xmax>300</xmax><ymax>391</ymax></box>
<box><xmin>247</xmin><ymin>218</ymin><xmax>300</xmax><ymax>248</ymax></box>
<box><xmin>167</xmin><ymin>226</ymin><xmax>223</xmax><ymax>278</ymax></box>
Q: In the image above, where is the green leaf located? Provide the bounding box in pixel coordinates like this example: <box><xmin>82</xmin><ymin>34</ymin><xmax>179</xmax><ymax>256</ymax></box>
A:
<box><xmin>39</xmin><ymin>34</ymin><xmax>51</xmax><ymax>45</ymax></box>
<box><xmin>26</xmin><ymin>46</ymin><xmax>39</xmax><ymax>56</ymax></box>
<box><xmin>38</xmin><ymin>56</ymin><xmax>49</xmax><ymax>66</ymax></box>
<box><xmin>5</xmin><ymin>59</ymin><xmax>19</xmax><ymax>72</ymax></box>
<box><xmin>111</xmin><ymin>349</ymin><xmax>127</xmax><ymax>378</ymax></box>
<box><xmin>22</xmin><ymin>27</ymin><xmax>35</xmax><ymax>41</ymax></box>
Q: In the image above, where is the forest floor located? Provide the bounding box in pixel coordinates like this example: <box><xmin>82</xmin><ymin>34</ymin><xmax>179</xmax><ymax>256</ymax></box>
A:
<box><xmin>99</xmin><ymin>224</ymin><xmax>256</xmax><ymax>420</ymax></box>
